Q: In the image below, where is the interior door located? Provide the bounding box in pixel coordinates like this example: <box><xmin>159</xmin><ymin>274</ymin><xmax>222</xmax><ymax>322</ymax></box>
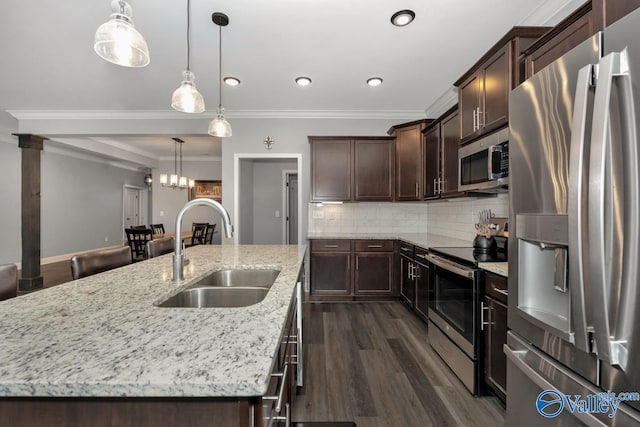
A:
<box><xmin>287</xmin><ymin>174</ymin><xmax>298</xmax><ymax>244</ymax></box>
<box><xmin>123</xmin><ymin>187</ymin><xmax>141</xmax><ymax>229</ymax></box>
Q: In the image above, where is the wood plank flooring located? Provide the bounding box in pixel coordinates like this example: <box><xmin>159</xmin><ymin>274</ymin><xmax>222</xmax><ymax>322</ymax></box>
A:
<box><xmin>293</xmin><ymin>302</ymin><xmax>505</xmax><ymax>427</ymax></box>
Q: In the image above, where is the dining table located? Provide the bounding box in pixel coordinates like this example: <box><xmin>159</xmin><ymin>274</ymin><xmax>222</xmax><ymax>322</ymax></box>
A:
<box><xmin>158</xmin><ymin>231</ymin><xmax>193</xmax><ymax>242</ymax></box>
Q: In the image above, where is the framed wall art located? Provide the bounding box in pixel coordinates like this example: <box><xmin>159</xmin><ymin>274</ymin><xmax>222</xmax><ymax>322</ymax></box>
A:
<box><xmin>189</xmin><ymin>180</ymin><xmax>222</xmax><ymax>201</ymax></box>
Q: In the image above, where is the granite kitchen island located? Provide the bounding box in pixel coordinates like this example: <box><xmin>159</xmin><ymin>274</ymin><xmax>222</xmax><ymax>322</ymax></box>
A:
<box><xmin>0</xmin><ymin>244</ymin><xmax>306</xmax><ymax>426</ymax></box>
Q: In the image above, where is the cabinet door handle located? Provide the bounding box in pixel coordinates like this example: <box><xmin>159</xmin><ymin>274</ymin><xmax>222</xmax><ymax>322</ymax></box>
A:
<box><xmin>355</xmin><ymin>255</ymin><xmax>359</xmax><ymax>271</ymax></box>
<box><xmin>264</xmin><ymin>362</ymin><xmax>289</xmax><ymax>413</ymax></box>
<box><xmin>480</xmin><ymin>301</ymin><xmax>490</xmax><ymax>331</ymax></box>
<box><xmin>415</xmin><ymin>182</ymin><xmax>419</xmax><ymax>198</ymax></box>
<box><xmin>414</xmin><ymin>265</ymin><xmax>421</xmax><ymax>280</ymax></box>
<box><xmin>415</xmin><ymin>253</ymin><xmax>427</xmax><ymax>260</ymax></box>
<box><xmin>408</xmin><ymin>263</ymin><xmax>414</xmax><ymax>280</ymax></box>
<box><xmin>367</xmin><ymin>244</ymin><xmax>383</xmax><ymax>248</ymax></box>
<box><xmin>433</xmin><ymin>178</ymin><xmax>437</xmax><ymax>194</ymax></box>
<box><xmin>401</xmin><ymin>247</ymin><xmax>412</xmax><ymax>252</ymax></box>
<box><xmin>324</xmin><ymin>244</ymin><xmax>339</xmax><ymax>248</ymax></box>
<box><xmin>473</xmin><ymin>107</ymin><xmax>477</xmax><ymax>131</ymax></box>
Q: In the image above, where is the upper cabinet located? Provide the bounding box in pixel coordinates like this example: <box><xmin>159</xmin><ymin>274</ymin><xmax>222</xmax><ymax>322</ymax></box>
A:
<box><xmin>388</xmin><ymin>119</ymin><xmax>432</xmax><ymax>201</ymax></box>
<box><xmin>310</xmin><ymin>136</ymin><xmax>395</xmax><ymax>202</ymax></box>
<box><xmin>524</xmin><ymin>0</ymin><xmax>640</xmax><ymax>79</ymax></box>
<box><xmin>455</xmin><ymin>27</ymin><xmax>549</xmax><ymax>144</ymax></box>
<box><xmin>423</xmin><ymin>106</ymin><xmax>464</xmax><ymax>199</ymax></box>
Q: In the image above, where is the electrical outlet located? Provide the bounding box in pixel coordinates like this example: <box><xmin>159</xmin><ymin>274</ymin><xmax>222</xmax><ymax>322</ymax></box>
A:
<box><xmin>312</xmin><ymin>210</ymin><xmax>324</xmax><ymax>219</ymax></box>
<box><xmin>160</xmin><ymin>211</ymin><xmax>164</xmax><ymax>217</ymax></box>
<box><xmin>275</xmin><ymin>210</ymin><xmax>280</xmax><ymax>218</ymax></box>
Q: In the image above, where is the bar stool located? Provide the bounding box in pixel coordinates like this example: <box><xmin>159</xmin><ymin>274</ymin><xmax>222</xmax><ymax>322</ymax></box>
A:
<box><xmin>0</xmin><ymin>263</ymin><xmax>18</xmax><ymax>301</ymax></box>
<box><xmin>70</xmin><ymin>246</ymin><xmax>132</xmax><ymax>280</ymax></box>
<box><xmin>146</xmin><ymin>237</ymin><xmax>175</xmax><ymax>258</ymax></box>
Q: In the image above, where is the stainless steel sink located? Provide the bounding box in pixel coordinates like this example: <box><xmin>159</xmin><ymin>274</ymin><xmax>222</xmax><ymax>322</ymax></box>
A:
<box><xmin>156</xmin><ymin>269</ymin><xmax>280</xmax><ymax>308</ymax></box>
<box><xmin>157</xmin><ymin>286</ymin><xmax>270</xmax><ymax>308</ymax></box>
<box><xmin>194</xmin><ymin>269</ymin><xmax>280</xmax><ymax>288</ymax></box>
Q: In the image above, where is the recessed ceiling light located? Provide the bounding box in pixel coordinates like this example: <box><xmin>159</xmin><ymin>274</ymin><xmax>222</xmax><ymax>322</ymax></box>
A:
<box><xmin>223</xmin><ymin>77</ymin><xmax>240</xmax><ymax>86</ymax></box>
<box><xmin>295</xmin><ymin>77</ymin><xmax>312</xmax><ymax>86</ymax></box>
<box><xmin>367</xmin><ymin>77</ymin><xmax>383</xmax><ymax>87</ymax></box>
<box><xmin>391</xmin><ymin>10</ymin><xmax>415</xmax><ymax>27</ymax></box>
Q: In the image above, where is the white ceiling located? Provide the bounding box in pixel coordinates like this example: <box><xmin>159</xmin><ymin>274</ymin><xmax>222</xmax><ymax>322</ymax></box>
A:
<box><xmin>1</xmin><ymin>0</ymin><xmax>580</xmax><ymax>160</ymax></box>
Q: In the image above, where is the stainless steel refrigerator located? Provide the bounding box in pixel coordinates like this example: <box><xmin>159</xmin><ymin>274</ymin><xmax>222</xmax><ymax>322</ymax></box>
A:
<box><xmin>507</xmin><ymin>8</ymin><xmax>640</xmax><ymax>426</ymax></box>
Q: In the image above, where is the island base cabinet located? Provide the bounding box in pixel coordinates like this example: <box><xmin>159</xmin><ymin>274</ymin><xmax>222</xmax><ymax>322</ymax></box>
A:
<box><xmin>0</xmin><ymin>398</ymin><xmax>256</xmax><ymax>427</ymax></box>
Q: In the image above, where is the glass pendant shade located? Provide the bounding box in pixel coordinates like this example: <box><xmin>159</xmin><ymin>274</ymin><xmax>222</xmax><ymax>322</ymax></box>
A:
<box><xmin>170</xmin><ymin>174</ymin><xmax>179</xmax><ymax>186</ymax></box>
<box><xmin>188</xmin><ymin>179</ymin><xmax>195</xmax><ymax>189</ymax></box>
<box><xmin>94</xmin><ymin>0</ymin><xmax>150</xmax><ymax>67</ymax></box>
<box><xmin>171</xmin><ymin>70</ymin><xmax>205</xmax><ymax>113</ymax></box>
<box><xmin>159</xmin><ymin>174</ymin><xmax>168</xmax><ymax>185</ymax></box>
<box><xmin>208</xmin><ymin>107</ymin><xmax>232</xmax><ymax>137</ymax></box>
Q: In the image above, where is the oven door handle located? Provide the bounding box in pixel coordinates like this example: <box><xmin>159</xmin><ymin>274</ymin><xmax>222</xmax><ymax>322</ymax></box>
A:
<box><xmin>427</xmin><ymin>254</ymin><xmax>474</xmax><ymax>279</ymax></box>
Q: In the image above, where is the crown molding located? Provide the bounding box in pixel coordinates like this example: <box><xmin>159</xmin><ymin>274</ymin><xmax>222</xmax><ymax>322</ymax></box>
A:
<box><xmin>518</xmin><ymin>0</ymin><xmax>585</xmax><ymax>26</ymax></box>
<box><xmin>8</xmin><ymin>109</ymin><xmax>427</xmax><ymax>121</ymax></box>
<box><xmin>159</xmin><ymin>156</ymin><xmax>222</xmax><ymax>162</ymax></box>
<box><xmin>44</xmin><ymin>141</ymin><xmax>150</xmax><ymax>172</ymax></box>
<box><xmin>424</xmin><ymin>86</ymin><xmax>459</xmax><ymax>119</ymax></box>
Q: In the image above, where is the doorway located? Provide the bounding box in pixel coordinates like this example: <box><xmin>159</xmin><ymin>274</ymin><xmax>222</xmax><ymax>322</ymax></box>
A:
<box><xmin>122</xmin><ymin>186</ymin><xmax>148</xmax><ymax>232</ymax></box>
<box><xmin>234</xmin><ymin>154</ymin><xmax>302</xmax><ymax>245</ymax></box>
<box><xmin>283</xmin><ymin>171</ymin><xmax>298</xmax><ymax>244</ymax></box>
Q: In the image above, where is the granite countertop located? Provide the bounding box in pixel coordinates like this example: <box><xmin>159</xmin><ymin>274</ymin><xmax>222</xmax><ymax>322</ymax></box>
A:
<box><xmin>478</xmin><ymin>262</ymin><xmax>508</xmax><ymax>277</ymax></box>
<box><xmin>308</xmin><ymin>232</ymin><xmax>509</xmax><ymax>277</ymax></box>
<box><xmin>307</xmin><ymin>232</ymin><xmax>470</xmax><ymax>249</ymax></box>
<box><xmin>0</xmin><ymin>244</ymin><xmax>306</xmax><ymax>398</ymax></box>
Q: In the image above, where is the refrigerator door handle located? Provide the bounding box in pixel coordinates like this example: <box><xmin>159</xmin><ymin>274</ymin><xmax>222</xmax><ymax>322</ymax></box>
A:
<box><xmin>567</xmin><ymin>64</ymin><xmax>595</xmax><ymax>354</ymax></box>
<box><xmin>589</xmin><ymin>50</ymin><xmax>636</xmax><ymax>370</ymax></box>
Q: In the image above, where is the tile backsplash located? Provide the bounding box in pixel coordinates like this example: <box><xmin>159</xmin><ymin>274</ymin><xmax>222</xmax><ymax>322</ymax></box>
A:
<box><xmin>308</xmin><ymin>193</ymin><xmax>509</xmax><ymax>242</ymax></box>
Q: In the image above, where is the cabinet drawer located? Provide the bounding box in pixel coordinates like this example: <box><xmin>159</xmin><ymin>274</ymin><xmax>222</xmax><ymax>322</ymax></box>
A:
<box><xmin>399</xmin><ymin>241</ymin><xmax>414</xmax><ymax>256</ymax></box>
<box><xmin>414</xmin><ymin>246</ymin><xmax>429</xmax><ymax>262</ymax></box>
<box><xmin>485</xmin><ymin>271</ymin><xmax>508</xmax><ymax>304</ymax></box>
<box><xmin>354</xmin><ymin>240</ymin><xmax>394</xmax><ymax>252</ymax></box>
<box><xmin>311</xmin><ymin>239</ymin><xmax>351</xmax><ymax>252</ymax></box>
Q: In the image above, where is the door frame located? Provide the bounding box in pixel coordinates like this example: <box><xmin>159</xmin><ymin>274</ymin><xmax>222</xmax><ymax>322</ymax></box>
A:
<box><xmin>282</xmin><ymin>169</ymin><xmax>298</xmax><ymax>244</ymax></box>
<box><xmin>122</xmin><ymin>185</ymin><xmax>148</xmax><ymax>238</ymax></box>
<box><xmin>233</xmin><ymin>153</ymin><xmax>303</xmax><ymax>245</ymax></box>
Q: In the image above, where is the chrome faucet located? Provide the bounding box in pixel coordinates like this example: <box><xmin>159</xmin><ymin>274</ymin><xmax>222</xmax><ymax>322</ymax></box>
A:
<box><xmin>173</xmin><ymin>198</ymin><xmax>234</xmax><ymax>282</ymax></box>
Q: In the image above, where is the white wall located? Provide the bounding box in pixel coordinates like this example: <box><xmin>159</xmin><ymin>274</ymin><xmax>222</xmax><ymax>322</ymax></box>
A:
<box><xmin>252</xmin><ymin>159</ymin><xmax>297</xmax><ymax>244</ymax></box>
<box><xmin>40</xmin><ymin>149</ymin><xmax>147</xmax><ymax>257</ymax></box>
<box><xmin>0</xmin><ymin>138</ymin><xmax>21</xmax><ymax>265</ymax></box>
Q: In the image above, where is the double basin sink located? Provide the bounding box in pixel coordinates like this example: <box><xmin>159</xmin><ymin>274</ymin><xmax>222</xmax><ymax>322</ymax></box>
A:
<box><xmin>157</xmin><ymin>269</ymin><xmax>280</xmax><ymax>308</ymax></box>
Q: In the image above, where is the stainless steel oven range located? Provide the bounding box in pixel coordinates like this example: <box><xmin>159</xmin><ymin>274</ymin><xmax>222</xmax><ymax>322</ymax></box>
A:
<box><xmin>427</xmin><ymin>247</ymin><xmax>506</xmax><ymax>395</ymax></box>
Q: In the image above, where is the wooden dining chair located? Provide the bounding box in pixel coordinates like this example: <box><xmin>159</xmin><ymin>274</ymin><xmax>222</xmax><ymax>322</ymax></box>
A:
<box><xmin>187</xmin><ymin>224</ymin><xmax>207</xmax><ymax>247</ymax></box>
<box><xmin>125</xmin><ymin>228</ymin><xmax>153</xmax><ymax>262</ymax></box>
<box><xmin>204</xmin><ymin>223</ymin><xmax>216</xmax><ymax>244</ymax></box>
<box><xmin>70</xmin><ymin>246</ymin><xmax>132</xmax><ymax>280</ymax></box>
<box><xmin>191</xmin><ymin>222</ymin><xmax>209</xmax><ymax>232</ymax></box>
<box><xmin>0</xmin><ymin>263</ymin><xmax>18</xmax><ymax>301</ymax></box>
<box><xmin>150</xmin><ymin>224</ymin><xmax>165</xmax><ymax>235</ymax></box>
<box><xmin>146</xmin><ymin>237</ymin><xmax>175</xmax><ymax>258</ymax></box>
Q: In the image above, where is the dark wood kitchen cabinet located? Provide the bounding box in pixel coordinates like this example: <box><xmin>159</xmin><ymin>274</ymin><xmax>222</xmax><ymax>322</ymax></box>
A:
<box><xmin>388</xmin><ymin>120</ymin><xmax>432</xmax><ymax>201</ymax></box>
<box><xmin>310</xmin><ymin>138</ymin><xmax>352</xmax><ymax>201</ymax></box>
<box><xmin>398</xmin><ymin>242</ymin><xmax>430</xmax><ymax>323</ymax></box>
<box><xmin>482</xmin><ymin>272</ymin><xmax>508</xmax><ymax>403</ymax></box>
<box><xmin>354</xmin><ymin>240</ymin><xmax>394</xmax><ymax>295</ymax></box>
<box><xmin>310</xmin><ymin>239</ymin><xmax>395</xmax><ymax>301</ymax></box>
<box><xmin>310</xmin><ymin>240</ymin><xmax>351</xmax><ymax>297</ymax></box>
<box><xmin>353</xmin><ymin>138</ymin><xmax>394</xmax><ymax>201</ymax></box>
<box><xmin>309</xmin><ymin>137</ymin><xmax>394</xmax><ymax>202</ymax></box>
<box><xmin>423</xmin><ymin>106</ymin><xmax>464</xmax><ymax>199</ymax></box>
<box><xmin>524</xmin><ymin>0</ymin><xmax>640</xmax><ymax>79</ymax></box>
<box><xmin>455</xmin><ymin>27</ymin><xmax>549</xmax><ymax>144</ymax></box>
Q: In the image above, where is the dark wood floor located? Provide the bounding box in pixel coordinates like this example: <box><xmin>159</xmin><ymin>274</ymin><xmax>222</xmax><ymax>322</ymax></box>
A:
<box><xmin>293</xmin><ymin>302</ymin><xmax>505</xmax><ymax>427</ymax></box>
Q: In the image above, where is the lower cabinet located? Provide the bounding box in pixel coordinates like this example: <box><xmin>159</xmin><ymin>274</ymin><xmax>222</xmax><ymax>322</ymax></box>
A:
<box><xmin>399</xmin><ymin>242</ymin><xmax>430</xmax><ymax>322</ymax></box>
<box><xmin>482</xmin><ymin>272</ymin><xmax>508</xmax><ymax>403</ymax></box>
<box><xmin>310</xmin><ymin>239</ymin><xmax>395</xmax><ymax>301</ymax></box>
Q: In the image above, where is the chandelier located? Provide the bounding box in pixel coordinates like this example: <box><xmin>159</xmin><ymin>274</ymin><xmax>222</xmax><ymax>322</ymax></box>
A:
<box><xmin>160</xmin><ymin>138</ymin><xmax>194</xmax><ymax>190</ymax></box>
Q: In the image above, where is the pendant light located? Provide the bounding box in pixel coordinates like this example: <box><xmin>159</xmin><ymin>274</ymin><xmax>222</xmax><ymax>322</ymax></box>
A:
<box><xmin>160</xmin><ymin>138</ymin><xmax>194</xmax><ymax>190</ymax></box>
<box><xmin>208</xmin><ymin>12</ymin><xmax>232</xmax><ymax>138</ymax></box>
<box><xmin>94</xmin><ymin>0</ymin><xmax>150</xmax><ymax>67</ymax></box>
<box><xmin>171</xmin><ymin>0</ymin><xmax>205</xmax><ymax>113</ymax></box>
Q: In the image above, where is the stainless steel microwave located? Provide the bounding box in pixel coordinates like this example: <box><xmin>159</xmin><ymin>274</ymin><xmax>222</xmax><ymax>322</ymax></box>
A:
<box><xmin>458</xmin><ymin>127</ymin><xmax>509</xmax><ymax>192</ymax></box>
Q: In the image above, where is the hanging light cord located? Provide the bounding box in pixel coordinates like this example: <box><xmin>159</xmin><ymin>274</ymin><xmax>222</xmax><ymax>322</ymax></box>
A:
<box><xmin>218</xmin><ymin>24</ymin><xmax>223</xmax><ymax>109</ymax></box>
<box><xmin>186</xmin><ymin>0</ymin><xmax>191</xmax><ymax>71</ymax></box>
<box><xmin>179</xmin><ymin>141</ymin><xmax>184</xmax><ymax>177</ymax></box>
<box><xmin>174</xmin><ymin>139</ymin><xmax>178</xmax><ymax>176</ymax></box>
